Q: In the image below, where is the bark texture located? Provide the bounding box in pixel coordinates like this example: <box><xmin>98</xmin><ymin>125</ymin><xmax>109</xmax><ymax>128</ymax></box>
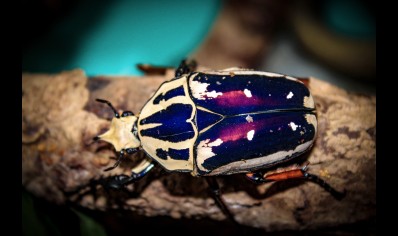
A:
<box><xmin>22</xmin><ymin>69</ymin><xmax>376</xmax><ymax>232</ymax></box>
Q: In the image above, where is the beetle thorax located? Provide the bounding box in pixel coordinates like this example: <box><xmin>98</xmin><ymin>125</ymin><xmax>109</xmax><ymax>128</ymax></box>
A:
<box><xmin>98</xmin><ymin>116</ymin><xmax>140</xmax><ymax>151</ymax></box>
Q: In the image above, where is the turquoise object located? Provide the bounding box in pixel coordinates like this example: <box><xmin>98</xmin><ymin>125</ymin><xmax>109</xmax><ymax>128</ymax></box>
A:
<box><xmin>323</xmin><ymin>0</ymin><xmax>375</xmax><ymax>39</ymax></box>
<box><xmin>22</xmin><ymin>0</ymin><xmax>221</xmax><ymax>76</ymax></box>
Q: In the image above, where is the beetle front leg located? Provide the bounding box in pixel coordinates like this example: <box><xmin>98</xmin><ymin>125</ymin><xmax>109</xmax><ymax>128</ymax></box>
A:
<box><xmin>106</xmin><ymin>158</ymin><xmax>155</xmax><ymax>189</ymax></box>
<box><xmin>246</xmin><ymin>162</ymin><xmax>346</xmax><ymax>200</ymax></box>
<box><xmin>103</xmin><ymin>148</ymin><xmax>138</xmax><ymax>172</ymax></box>
<box><xmin>104</xmin><ymin>150</ymin><xmax>125</xmax><ymax>172</ymax></box>
<box><xmin>66</xmin><ymin>159</ymin><xmax>155</xmax><ymax>202</ymax></box>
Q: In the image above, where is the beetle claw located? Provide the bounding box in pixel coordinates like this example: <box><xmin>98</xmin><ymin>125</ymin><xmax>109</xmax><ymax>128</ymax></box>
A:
<box><xmin>106</xmin><ymin>174</ymin><xmax>130</xmax><ymax>189</ymax></box>
<box><xmin>333</xmin><ymin>188</ymin><xmax>347</xmax><ymax>201</ymax></box>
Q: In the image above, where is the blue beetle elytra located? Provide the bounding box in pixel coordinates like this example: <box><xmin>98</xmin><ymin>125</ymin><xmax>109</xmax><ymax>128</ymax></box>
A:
<box><xmin>94</xmin><ymin>60</ymin><xmax>345</xmax><ymax>222</ymax></box>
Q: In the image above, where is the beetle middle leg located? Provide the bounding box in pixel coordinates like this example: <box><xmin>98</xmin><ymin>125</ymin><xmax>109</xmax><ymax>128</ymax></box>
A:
<box><xmin>246</xmin><ymin>162</ymin><xmax>346</xmax><ymax>200</ymax></box>
<box><xmin>205</xmin><ymin>177</ymin><xmax>238</xmax><ymax>225</ymax></box>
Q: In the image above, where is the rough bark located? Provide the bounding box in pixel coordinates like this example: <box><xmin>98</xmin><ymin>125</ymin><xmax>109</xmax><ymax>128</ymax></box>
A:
<box><xmin>22</xmin><ymin>69</ymin><xmax>375</xmax><ymax>232</ymax></box>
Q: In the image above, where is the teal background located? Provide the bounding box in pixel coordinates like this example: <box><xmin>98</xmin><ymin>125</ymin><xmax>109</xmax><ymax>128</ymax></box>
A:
<box><xmin>323</xmin><ymin>0</ymin><xmax>375</xmax><ymax>39</ymax></box>
<box><xmin>22</xmin><ymin>0</ymin><xmax>221</xmax><ymax>76</ymax></box>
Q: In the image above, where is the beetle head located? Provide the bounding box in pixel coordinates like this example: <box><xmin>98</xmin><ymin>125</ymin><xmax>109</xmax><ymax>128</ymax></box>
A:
<box><xmin>94</xmin><ymin>99</ymin><xmax>141</xmax><ymax>153</ymax></box>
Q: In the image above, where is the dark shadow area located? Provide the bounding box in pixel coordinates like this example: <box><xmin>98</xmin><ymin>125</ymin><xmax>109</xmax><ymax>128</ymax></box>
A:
<box><xmin>23</xmin><ymin>186</ymin><xmax>375</xmax><ymax>236</ymax></box>
<box><xmin>22</xmin><ymin>0</ymin><xmax>116</xmax><ymax>73</ymax></box>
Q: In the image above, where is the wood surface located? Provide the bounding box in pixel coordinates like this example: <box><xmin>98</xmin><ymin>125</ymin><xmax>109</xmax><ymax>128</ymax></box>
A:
<box><xmin>22</xmin><ymin>69</ymin><xmax>376</xmax><ymax>231</ymax></box>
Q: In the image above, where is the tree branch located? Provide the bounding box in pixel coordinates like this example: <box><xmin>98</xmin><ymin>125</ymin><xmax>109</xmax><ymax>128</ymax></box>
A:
<box><xmin>22</xmin><ymin>69</ymin><xmax>375</xmax><ymax>231</ymax></box>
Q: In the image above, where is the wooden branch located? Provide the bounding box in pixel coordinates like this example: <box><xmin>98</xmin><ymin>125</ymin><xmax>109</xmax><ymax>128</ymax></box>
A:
<box><xmin>22</xmin><ymin>69</ymin><xmax>375</xmax><ymax>231</ymax></box>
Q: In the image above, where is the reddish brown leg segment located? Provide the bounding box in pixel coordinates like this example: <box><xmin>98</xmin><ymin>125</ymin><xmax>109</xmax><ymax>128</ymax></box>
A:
<box><xmin>246</xmin><ymin>162</ymin><xmax>345</xmax><ymax>200</ymax></box>
<box><xmin>297</xmin><ymin>77</ymin><xmax>310</xmax><ymax>87</ymax></box>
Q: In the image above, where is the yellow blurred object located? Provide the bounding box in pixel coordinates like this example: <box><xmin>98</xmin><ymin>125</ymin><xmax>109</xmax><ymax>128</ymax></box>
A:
<box><xmin>291</xmin><ymin>3</ymin><xmax>375</xmax><ymax>79</ymax></box>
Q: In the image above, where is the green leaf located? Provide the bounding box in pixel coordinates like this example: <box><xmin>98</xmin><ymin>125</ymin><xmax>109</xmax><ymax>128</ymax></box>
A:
<box><xmin>72</xmin><ymin>209</ymin><xmax>107</xmax><ymax>236</ymax></box>
<box><xmin>22</xmin><ymin>190</ymin><xmax>47</xmax><ymax>236</ymax></box>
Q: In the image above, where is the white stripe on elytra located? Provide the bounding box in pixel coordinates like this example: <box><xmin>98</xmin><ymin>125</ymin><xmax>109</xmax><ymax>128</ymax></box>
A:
<box><xmin>198</xmin><ymin>69</ymin><xmax>301</xmax><ymax>82</ymax></box>
<box><xmin>202</xmin><ymin>141</ymin><xmax>314</xmax><ymax>175</ymax></box>
<box><xmin>138</xmin><ymin>76</ymin><xmax>197</xmax><ymax>172</ymax></box>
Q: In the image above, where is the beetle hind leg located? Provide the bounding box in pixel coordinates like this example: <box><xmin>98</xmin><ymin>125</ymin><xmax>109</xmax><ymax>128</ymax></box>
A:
<box><xmin>175</xmin><ymin>59</ymin><xmax>197</xmax><ymax>77</ymax></box>
<box><xmin>303</xmin><ymin>172</ymin><xmax>346</xmax><ymax>200</ymax></box>
<box><xmin>246</xmin><ymin>162</ymin><xmax>346</xmax><ymax>200</ymax></box>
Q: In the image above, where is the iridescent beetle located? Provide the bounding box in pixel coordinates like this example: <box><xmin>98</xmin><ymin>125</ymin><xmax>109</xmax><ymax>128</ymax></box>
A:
<box><xmin>94</xmin><ymin>60</ymin><xmax>344</xmax><ymax>222</ymax></box>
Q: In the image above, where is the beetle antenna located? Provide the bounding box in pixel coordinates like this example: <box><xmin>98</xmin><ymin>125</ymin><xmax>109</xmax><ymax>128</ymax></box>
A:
<box><xmin>96</xmin><ymin>98</ymin><xmax>120</xmax><ymax>118</ymax></box>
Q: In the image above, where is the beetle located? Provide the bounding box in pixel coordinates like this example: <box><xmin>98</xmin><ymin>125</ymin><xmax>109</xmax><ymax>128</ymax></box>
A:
<box><xmin>94</xmin><ymin>60</ymin><xmax>345</xmax><ymax>222</ymax></box>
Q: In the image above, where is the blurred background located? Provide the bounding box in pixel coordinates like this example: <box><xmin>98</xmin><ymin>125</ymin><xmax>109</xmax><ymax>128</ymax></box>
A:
<box><xmin>22</xmin><ymin>0</ymin><xmax>375</xmax><ymax>92</ymax></box>
<box><xmin>22</xmin><ymin>0</ymin><xmax>376</xmax><ymax>235</ymax></box>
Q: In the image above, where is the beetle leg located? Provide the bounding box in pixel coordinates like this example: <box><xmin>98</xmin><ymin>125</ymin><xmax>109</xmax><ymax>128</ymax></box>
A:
<box><xmin>246</xmin><ymin>162</ymin><xmax>346</xmax><ymax>200</ymax></box>
<box><xmin>303</xmin><ymin>172</ymin><xmax>346</xmax><ymax>200</ymax></box>
<box><xmin>106</xmin><ymin>159</ymin><xmax>155</xmax><ymax>189</ymax></box>
<box><xmin>246</xmin><ymin>163</ymin><xmax>308</xmax><ymax>183</ymax></box>
<box><xmin>296</xmin><ymin>77</ymin><xmax>310</xmax><ymax>87</ymax></box>
<box><xmin>136</xmin><ymin>63</ymin><xmax>172</xmax><ymax>75</ymax></box>
<box><xmin>175</xmin><ymin>59</ymin><xmax>197</xmax><ymax>77</ymax></box>
<box><xmin>121</xmin><ymin>110</ymin><xmax>135</xmax><ymax>117</ymax></box>
<box><xmin>205</xmin><ymin>177</ymin><xmax>238</xmax><ymax>225</ymax></box>
<box><xmin>103</xmin><ymin>149</ymin><xmax>125</xmax><ymax>171</ymax></box>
